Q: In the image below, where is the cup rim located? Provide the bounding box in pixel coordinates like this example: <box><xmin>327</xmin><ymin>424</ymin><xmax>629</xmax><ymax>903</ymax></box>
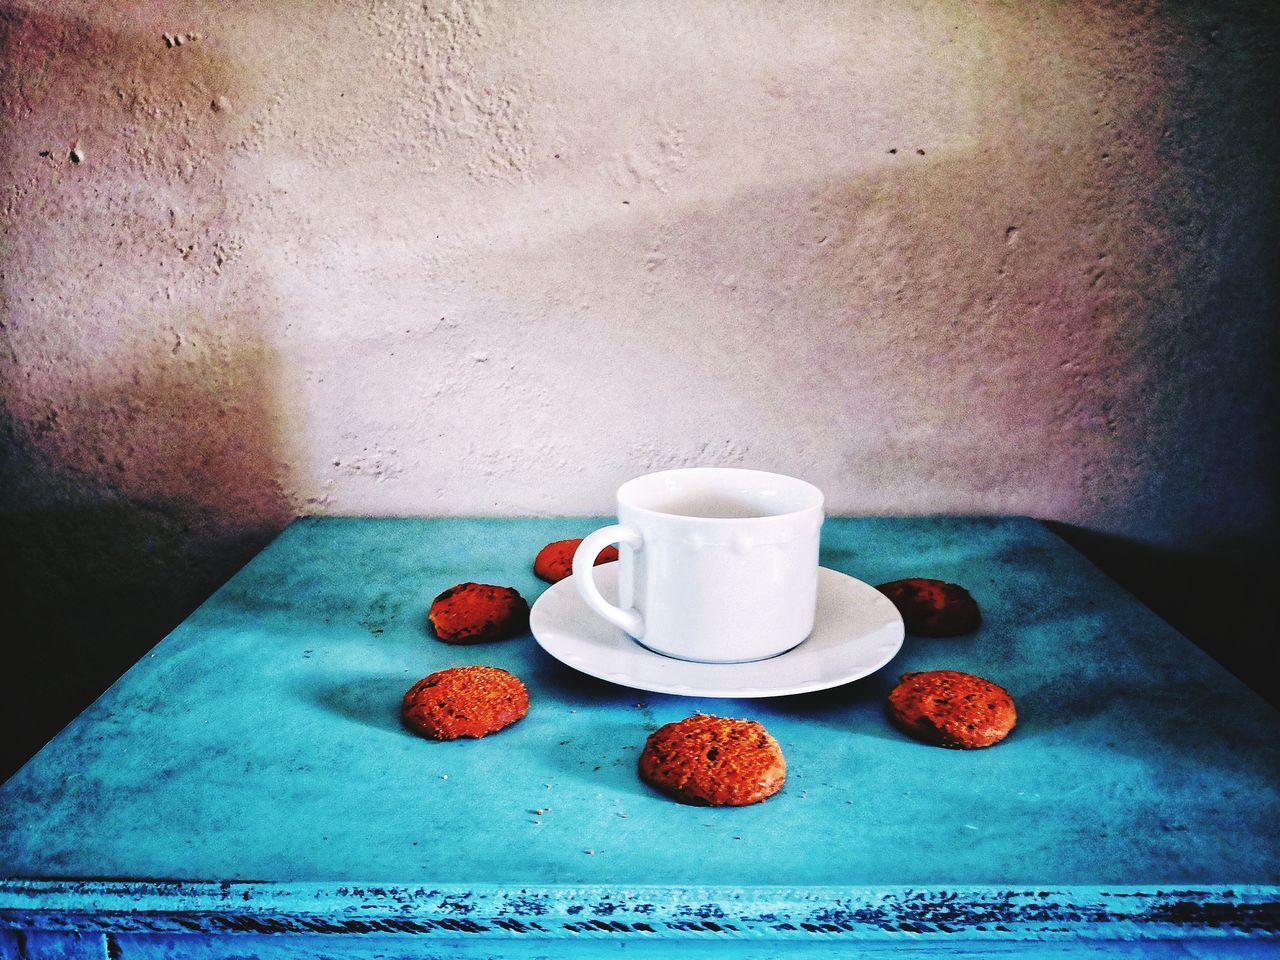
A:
<box><xmin>616</xmin><ymin>467</ymin><xmax>824</xmax><ymax>523</ymax></box>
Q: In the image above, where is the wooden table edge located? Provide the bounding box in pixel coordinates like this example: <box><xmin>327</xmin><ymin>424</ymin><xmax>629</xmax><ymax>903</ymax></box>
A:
<box><xmin>1</xmin><ymin>881</ymin><xmax>1277</xmax><ymax>940</ymax></box>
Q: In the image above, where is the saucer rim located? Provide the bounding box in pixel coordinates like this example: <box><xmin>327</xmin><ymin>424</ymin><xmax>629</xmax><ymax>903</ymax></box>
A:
<box><xmin>529</xmin><ymin>565</ymin><xmax>905</xmax><ymax>698</ymax></box>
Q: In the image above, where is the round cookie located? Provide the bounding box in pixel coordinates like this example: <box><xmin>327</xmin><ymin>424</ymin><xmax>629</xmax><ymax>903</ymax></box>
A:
<box><xmin>887</xmin><ymin>670</ymin><xmax>1016</xmax><ymax>749</ymax></box>
<box><xmin>402</xmin><ymin>666</ymin><xmax>529</xmax><ymax>740</ymax></box>
<box><xmin>428</xmin><ymin>583</ymin><xmax>529</xmax><ymax>644</ymax></box>
<box><xmin>534</xmin><ymin>539</ymin><xmax>620</xmax><ymax>584</ymax></box>
<box><xmin>638</xmin><ymin>714</ymin><xmax>786</xmax><ymax>806</ymax></box>
<box><xmin>876</xmin><ymin>578</ymin><xmax>981</xmax><ymax>637</ymax></box>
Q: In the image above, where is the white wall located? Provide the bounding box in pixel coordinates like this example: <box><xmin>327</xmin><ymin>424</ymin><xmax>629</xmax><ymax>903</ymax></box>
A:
<box><xmin>1</xmin><ymin>1</ymin><xmax>1276</xmax><ymax>617</ymax></box>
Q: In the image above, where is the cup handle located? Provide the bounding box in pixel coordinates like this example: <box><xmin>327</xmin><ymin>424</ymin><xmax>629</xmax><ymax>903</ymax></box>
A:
<box><xmin>572</xmin><ymin>523</ymin><xmax>644</xmax><ymax>639</ymax></box>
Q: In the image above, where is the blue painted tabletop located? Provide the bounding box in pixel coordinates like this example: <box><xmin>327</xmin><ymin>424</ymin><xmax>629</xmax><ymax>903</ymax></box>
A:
<box><xmin>1</xmin><ymin>516</ymin><xmax>1277</xmax><ymax>949</ymax></box>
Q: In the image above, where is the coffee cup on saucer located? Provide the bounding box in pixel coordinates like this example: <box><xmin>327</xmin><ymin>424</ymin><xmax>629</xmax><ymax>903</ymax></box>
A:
<box><xmin>572</xmin><ymin>467</ymin><xmax>824</xmax><ymax>664</ymax></box>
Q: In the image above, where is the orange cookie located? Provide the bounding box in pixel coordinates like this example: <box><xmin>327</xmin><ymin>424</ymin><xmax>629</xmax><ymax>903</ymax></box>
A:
<box><xmin>534</xmin><ymin>539</ymin><xmax>621</xmax><ymax>584</ymax></box>
<box><xmin>876</xmin><ymin>578</ymin><xmax>981</xmax><ymax>637</ymax></box>
<box><xmin>402</xmin><ymin>666</ymin><xmax>529</xmax><ymax>740</ymax></box>
<box><xmin>428</xmin><ymin>583</ymin><xmax>529</xmax><ymax>644</ymax></box>
<box><xmin>887</xmin><ymin>670</ymin><xmax>1016</xmax><ymax>749</ymax></box>
<box><xmin>638</xmin><ymin>714</ymin><xmax>786</xmax><ymax>806</ymax></box>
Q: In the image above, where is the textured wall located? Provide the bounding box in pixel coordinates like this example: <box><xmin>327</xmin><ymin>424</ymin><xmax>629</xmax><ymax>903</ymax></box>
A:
<box><xmin>1</xmin><ymin>0</ymin><xmax>1277</xmax><ymax>772</ymax></box>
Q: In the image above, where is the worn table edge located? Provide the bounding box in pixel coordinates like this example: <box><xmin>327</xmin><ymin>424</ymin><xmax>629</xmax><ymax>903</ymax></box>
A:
<box><xmin>1</xmin><ymin>881</ymin><xmax>1276</xmax><ymax>940</ymax></box>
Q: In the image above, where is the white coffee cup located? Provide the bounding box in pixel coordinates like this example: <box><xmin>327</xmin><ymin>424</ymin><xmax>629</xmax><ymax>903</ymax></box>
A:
<box><xmin>572</xmin><ymin>467</ymin><xmax>824</xmax><ymax>663</ymax></box>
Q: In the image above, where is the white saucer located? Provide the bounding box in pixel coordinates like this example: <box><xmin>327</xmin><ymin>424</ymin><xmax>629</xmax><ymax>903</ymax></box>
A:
<box><xmin>530</xmin><ymin>564</ymin><xmax>905</xmax><ymax>698</ymax></box>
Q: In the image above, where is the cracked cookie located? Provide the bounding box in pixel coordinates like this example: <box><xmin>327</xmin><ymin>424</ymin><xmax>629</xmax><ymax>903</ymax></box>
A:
<box><xmin>402</xmin><ymin>666</ymin><xmax>529</xmax><ymax>740</ymax></box>
<box><xmin>638</xmin><ymin>714</ymin><xmax>786</xmax><ymax>806</ymax></box>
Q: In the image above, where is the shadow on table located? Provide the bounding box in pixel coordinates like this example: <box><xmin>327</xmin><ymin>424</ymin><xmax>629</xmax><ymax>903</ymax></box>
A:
<box><xmin>754</xmin><ymin>676</ymin><xmax>904</xmax><ymax>744</ymax></box>
<box><xmin>1046</xmin><ymin>523</ymin><xmax>1279</xmax><ymax>711</ymax></box>
<box><xmin>528</xmin><ymin>650</ymin><xmax>652</xmax><ymax>706</ymax></box>
<box><xmin>1014</xmin><ymin>669</ymin><xmax>1280</xmax><ymax>775</ymax></box>
<box><xmin>530</xmin><ymin>644</ymin><xmax>910</xmax><ymax>745</ymax></box>
<box><xmin>311</xmin><ymin>676</ymin><xmax>411</xmax><ymax>735</ymax></box>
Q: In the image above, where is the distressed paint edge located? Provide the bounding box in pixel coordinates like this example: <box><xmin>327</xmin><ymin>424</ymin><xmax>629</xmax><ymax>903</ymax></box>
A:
<box><xmin>0</xmin><ymin>884</ymin><xmax>1276</xmax><ymax>941</ymax></box>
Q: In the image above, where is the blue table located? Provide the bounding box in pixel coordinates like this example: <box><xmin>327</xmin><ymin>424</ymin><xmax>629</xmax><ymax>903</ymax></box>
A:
<box><xmin>1</xmin><ymin>517</ymin><xmax>1277</xmax><ymax>958</ymax></box>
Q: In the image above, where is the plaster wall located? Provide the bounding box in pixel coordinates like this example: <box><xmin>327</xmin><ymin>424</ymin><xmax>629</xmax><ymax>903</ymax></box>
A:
<box><xmin>1</xmin><ymin>1</ymin><xmax>1277</xmax><ymax>767</ymax></box>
